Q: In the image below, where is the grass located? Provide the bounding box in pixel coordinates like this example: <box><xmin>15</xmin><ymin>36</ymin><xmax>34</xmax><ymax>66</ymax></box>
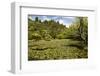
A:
<box><xmin>28</xmin><ymin>39</ymin><xmax>88</xmax><ymax>60</ymax></box>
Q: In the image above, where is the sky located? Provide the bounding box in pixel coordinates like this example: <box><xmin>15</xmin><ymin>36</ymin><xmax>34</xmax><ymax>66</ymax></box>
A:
<box><xmin>28</xmin><ymin>15</ymin><xmax>76</xmax><ymax>27</ymax></box>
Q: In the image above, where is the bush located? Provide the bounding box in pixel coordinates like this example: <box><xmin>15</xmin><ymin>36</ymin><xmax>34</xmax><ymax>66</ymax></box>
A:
<box><xmin>40</xmin><ymin>30</ymin><xmax>52</xmax><ymax>41</ymax></box>
<box><xmin>56</xmin><ymin>34</ymin><xmax>65</xmax><ymax>39</ymax></box>
<box><xmin>32</xmin><ymin>33</ymin><xmax>42</xmax><ymax>41</ymax></box>
<box><xmin>28</xmin><ymin>31</ymin><xmax>33</xmax><ymax>40</ymax></box>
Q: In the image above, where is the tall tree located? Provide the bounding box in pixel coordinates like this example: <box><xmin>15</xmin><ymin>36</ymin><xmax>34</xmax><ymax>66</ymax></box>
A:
<box><xmin>66</xmin><ymin>17</ymin><xmax>88</xmax><ymax>49</ymax></box>
<box><xmin>35</xmin><ymin>17</ymin><xmax>39</xmax><ymax>22</ymax></box>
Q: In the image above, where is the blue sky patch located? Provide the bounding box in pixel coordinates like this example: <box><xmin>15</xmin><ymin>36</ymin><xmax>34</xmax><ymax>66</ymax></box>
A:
<box><xmin>28</xmin><ymin>15</ymin><xmax>76</xmax><ymax>27</ymax></box>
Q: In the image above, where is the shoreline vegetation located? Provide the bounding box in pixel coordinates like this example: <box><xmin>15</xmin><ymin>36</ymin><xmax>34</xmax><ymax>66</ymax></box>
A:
<box><xmin>28</xmin><ymin>16</ymin><xmax>88</xmax><ymax>60</ymax></box>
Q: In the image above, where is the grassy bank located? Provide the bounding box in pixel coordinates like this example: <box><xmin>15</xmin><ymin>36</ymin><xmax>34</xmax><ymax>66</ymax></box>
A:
<box><xmin>28</xmin><ymin>39</ymin><xmax>88</xmax><ymax>60</ymax></box>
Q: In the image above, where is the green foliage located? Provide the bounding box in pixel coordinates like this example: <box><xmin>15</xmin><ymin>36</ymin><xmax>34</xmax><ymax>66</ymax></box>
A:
<box><xmin>65</xmin><ymin>17</ymin><xmax>88</xmax><ymax>49</ymax></box>
<box><xmin>56</xmin><ymin>34</ymin><xmax>65</xmax><ymax>39</ymax></box>
<box><xmin>40</xmin><ymin>30</ymin><xmax>52</xmax><ymax>41</ymax></box>
<box><xmin>28</xmin><ymin>17</ymin><xmax>67</xmax><ymax>40</ymax></box>
<box><xmin>32</xmin><ymin>33</ymin><xmax>42</xmax><ymax>41</ymax></box>
<box><xmin>28</xmin><ymin>16</ymin><xmax>88</xmax><ymax>60</ymax></box>
<box><xmin>28</xmin><ymin>39</ymin><xmax>87</xmax><ymax>60</ymax></box>
<box><xmin>35</xmin><ymin>17</ymin><xmax>39</xmax><ymax>22</ymax></box>
<box><xmin>28</xmin><ymin>31</ymin><xmax>33</xmax><ymax>40</ymax></box>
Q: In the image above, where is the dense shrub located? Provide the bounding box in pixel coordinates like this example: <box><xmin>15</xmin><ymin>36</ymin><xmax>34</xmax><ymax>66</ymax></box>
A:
<box><xmin>40</xmin><ymin>30</ymin><xmax>52</xmax><ymax>41</ymax></box>
<box><xmin>28</xmin><ymin>31</ymin><xmax>33</xmax><ymax>40</ymax></box>
<box><xmin>32</xmin><ymin>33</ymin><xmax>42</xmax><ymax>41</ymax></box>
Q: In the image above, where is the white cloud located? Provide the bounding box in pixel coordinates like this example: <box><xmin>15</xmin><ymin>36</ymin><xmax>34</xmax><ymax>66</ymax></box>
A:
<box><xmin>59</xmin><ymin>19</ymin><xmax>72</xmax><ymax>27</ymax></box>
<box><xmin>28</xmin><ymin>16</ymin><xmax>34</xmax><ymax>20</ymax></box>
<box><xmin>63</xmin><ymin>17</ymin><xmax>75</xmax><ymax>20</ymax></box>
<box><xmin>59</xmin><ymin>19</ymin><xmax>64</xmax><ymax>24</ymax></box>
<box><xmin>65</xmin><ymin>23</ymin><xmax>72</xmax><ymax>27</ymax></box>
<box><xmin>42</xmin><ymin>16</ymin><xmax>51</xmax><ymax>21</ymax></box>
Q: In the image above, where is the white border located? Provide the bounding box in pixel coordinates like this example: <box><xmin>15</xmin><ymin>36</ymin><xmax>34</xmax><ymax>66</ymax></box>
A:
<box><xmin>11</xmin><ymin>2</ymin><xmax>97</xmax><ymax>74</ymax></box>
